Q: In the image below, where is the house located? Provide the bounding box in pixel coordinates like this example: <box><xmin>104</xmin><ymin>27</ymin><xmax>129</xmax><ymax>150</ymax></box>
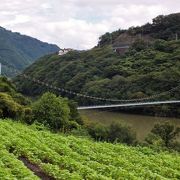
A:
<box><xmin>113</xmin><ymin>45</ymin><xmax>130</xmax><ymax>55</ymax></box>
<box><xmin>58</xmin><ymin>48</ymin><xmax>73</xmax><ymax>56</ymax></box>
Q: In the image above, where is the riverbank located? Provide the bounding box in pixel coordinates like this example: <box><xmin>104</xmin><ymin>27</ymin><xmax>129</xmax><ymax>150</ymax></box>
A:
<box><xmin>79</xmin><ymin>110</ymin><xmax>180</xmax><ymax>141</ymax></box>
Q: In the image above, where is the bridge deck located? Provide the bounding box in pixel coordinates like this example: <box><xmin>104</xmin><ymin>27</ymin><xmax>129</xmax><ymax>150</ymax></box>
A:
<box><xmin>78</xmin><ymin>100</ymin><xmax>180</xmax><ymax>110</ymax></box>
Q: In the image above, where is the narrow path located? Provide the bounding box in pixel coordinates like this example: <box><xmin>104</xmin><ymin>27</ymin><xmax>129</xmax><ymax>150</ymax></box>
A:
<box><xmin>19</xmin><ymin>156</ymin><xmax>55</xmax><ymax>180</ymax></box>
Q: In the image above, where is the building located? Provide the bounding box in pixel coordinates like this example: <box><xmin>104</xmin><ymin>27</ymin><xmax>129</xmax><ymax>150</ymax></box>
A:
<box><xmin>58</xmin><ymin>48</ymin><xmax>73</xmax><ymax>56</ymax></box>
<box><xmin>113</xmin><ymin>45</ymin><xmax>130</xmax><ymax>55</ymax></box>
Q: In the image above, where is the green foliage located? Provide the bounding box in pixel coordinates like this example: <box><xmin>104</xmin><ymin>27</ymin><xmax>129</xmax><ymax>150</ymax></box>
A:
<box><xmin>0</xmin><ymin>120</ymin><xmax>179</xmax><ymax>179</ymax></box>
<box><xmin>151</xmin><ymin>122</ymin><xmax>180</xmax><ymax>147</ymax></box>
<box><xmin>87</xmin><ymin>122</ymin><xmax>137</xmax><ymax>145</ymax></box>
<box><xmin>0</xmin><ymin>26</ymin><xmax>59</xmax><ymax>77</ymax></box>
<box><xmin>0</xmin><ymin>92</ymin><xmax>23</xmax><ymax>119</ymax></box>
<box><xmin>145</xmin><ymin>133</ymin><xmax>165</xmax><ymax>148</ymax></box>
<box><xmin>31</xmin><ymin>92</ymin><xmax>70</xmax><ymax>131</ymax></box>
<box><xmin>16</xmin><ymin>39</ymin><xmax>180</xmax><ymax>117</ymax></box>
<box><xmin>98</xmin><ymin>13</ymin><xmax>180</xmax><ymax>46</ymax></box>
<box><xmin>68</xmin><ymin>100</ymin><xmax>83</xmax><ymax>125</ymax></box>
<box><xmin>0</xmin><ymin>77</ymin><xmax>30</xmax><ymax>120</ymax></box>
<box><xmin>88</xmin><ymin>123</ymin><xmax>109</xmax><ymax>141</ymax></box>
<box><xmin>108</xmin><ymin>123</ymin><xmax>137</xmax><ymax>145</ymax></box>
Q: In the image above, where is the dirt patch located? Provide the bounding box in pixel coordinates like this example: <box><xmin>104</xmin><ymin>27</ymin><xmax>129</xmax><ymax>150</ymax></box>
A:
<box><xmin>19</xmin><ymin>156</ymin><xmax>55</xmax><ymax>180</ymax></box>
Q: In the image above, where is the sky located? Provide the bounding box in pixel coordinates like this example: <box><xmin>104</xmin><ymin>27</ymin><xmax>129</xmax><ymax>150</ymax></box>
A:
<box><xmin>0</xmin><ymin>0</ymin><xmax>180</xmax><ymax>50</ymax></box>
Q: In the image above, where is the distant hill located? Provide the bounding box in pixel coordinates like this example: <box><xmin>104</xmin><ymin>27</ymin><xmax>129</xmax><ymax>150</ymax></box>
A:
<box><xmin>15</xmin><ymin>13</ymin><xmax>180</xmax><ymax>117</ymax></box>
<box><xmin>0</xmin><ymin>27</ymin><xmax>60</xmax><ymax>77</ymax></box>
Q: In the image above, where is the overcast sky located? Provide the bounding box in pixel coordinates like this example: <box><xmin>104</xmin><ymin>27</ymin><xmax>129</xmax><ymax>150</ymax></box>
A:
<box><xmin>1</xmin><ymin>0</ymin><xmax>180</xmax><ymax>49</ymax></box>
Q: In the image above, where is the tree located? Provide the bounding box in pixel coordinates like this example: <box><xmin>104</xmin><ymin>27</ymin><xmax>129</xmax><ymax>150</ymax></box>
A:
<box><xmin>151</xmin><ymin>122</ymin><xmax>180</xmax><ymax>147</ymax></box>
<box><xmin>68</xmin><ymin>100</ymin><xmax>83</xmax><ymax>125</ymax></box>
<box><xmin>32</xmin><ymin>92</ymin><xmax>70</xmax><ymax>131</ymax></box>
<box><xmin>0</xmin><ymin>92</ymin><xmax>23</xmax><ymax>119</ymax></box>
<box><xmin>108</xmin><ymin>123</ymin><xmax>137</xmax><ymax>145</ymax></box>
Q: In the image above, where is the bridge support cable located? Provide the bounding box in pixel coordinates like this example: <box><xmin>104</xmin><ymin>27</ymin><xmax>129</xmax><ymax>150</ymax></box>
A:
<box><xmin>20</xmin><ymin>74</ymin><xmax>180</xmax><ymax>103</ymax></box>
<box><xmin>1</xmin><ymin>64</ymin><xmax>180</xmax><ymax>104</ymax></box>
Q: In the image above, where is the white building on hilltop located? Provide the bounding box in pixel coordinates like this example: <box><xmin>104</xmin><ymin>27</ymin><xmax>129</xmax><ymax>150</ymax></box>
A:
<box><xmin>58</xmin><ymin>48</ymin><xmax>73</xmax><ymax>56</ymax></box>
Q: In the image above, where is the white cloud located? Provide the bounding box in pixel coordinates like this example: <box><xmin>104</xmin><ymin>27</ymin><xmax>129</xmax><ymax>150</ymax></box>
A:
<box><xmin>0</xmin><ymin>0</ymin><xmax>180</xmax><ymax>49</ymax></box>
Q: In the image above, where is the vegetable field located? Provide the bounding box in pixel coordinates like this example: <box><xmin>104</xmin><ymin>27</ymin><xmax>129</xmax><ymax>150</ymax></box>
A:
<box><xmin>0</xmin><ymin>120</ymin><xmax>179</xmax><ymax>179</ymax></box>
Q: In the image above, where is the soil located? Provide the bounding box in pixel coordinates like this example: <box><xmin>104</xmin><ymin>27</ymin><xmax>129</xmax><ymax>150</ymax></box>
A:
<box><xmin>19</xmin><ymin>156</ymin><xmax>55</xmax><ymax>180</ymax></box>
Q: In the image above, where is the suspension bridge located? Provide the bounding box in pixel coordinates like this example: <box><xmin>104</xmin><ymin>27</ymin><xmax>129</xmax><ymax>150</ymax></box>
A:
<box><xmin>18</xmin><ymin>74</ymin><xmax>180</xmax><ymax>110</ymax></box>
<box><xmin>77</xmin><ymin>100</ymin><xmax>180</xmax><ymax>110</ymax></box>
<box><xmin>0</xmin><ymin>62</ymin><xmax>180</xmax><ymax>110</ymax></box>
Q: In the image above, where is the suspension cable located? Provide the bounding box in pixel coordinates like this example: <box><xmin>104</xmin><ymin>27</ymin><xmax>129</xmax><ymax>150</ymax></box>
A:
<box><xmin>1</xmin><ymin>62</ymin><xmax>180</xmax><ymax>103</ymax></box>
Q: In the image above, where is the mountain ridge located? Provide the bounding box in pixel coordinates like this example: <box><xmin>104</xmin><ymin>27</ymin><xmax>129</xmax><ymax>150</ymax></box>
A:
<box><xmin>0</xmin><ymin>26</ymin><xmax>60</xmax><ymax>77</ymax></box>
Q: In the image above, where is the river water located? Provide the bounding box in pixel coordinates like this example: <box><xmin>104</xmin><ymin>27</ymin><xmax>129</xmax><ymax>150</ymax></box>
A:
<box><xmin>79</xmin><ymin>110</ymin><xmax>180</xmax><ymax>141</ymax></box>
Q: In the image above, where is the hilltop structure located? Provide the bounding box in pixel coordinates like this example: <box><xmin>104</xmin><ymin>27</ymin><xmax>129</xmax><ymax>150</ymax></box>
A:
<box><xmin>58</xmin><ymin>48</ymin><xmax>73</xmax><ymax>56</ymax></box>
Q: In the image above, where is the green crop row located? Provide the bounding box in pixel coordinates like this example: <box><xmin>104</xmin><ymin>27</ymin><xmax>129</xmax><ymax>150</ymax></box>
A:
<box><xmin>0</xmin><ymin>119</ymin><xmax>179</xmax><ymax>179</ymax></box>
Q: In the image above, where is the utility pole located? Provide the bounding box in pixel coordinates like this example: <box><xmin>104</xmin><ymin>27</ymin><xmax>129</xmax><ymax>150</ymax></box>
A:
<box><xmin>110</xmin><ymin>33</ymin><xmax>113</xmax><ymax>46</ymax></box>
<box><xmin>175</xmin><ymin>33</ymin><xmax>178</xmax><ymax>41</ymax></box>
<box><xmin>0</xmin><ymin>63</ymin><xmax>1</xmax><ymax>76</ymax></box>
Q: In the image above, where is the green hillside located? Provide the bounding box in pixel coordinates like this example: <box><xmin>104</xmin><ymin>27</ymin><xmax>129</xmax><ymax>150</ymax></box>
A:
<box><xmin>98</xmin><ymin>13</ymin><xmax>180</xmax><ymax>47</ymax></box>
<box><xmin>15</xmin><ymin>40</ymin><xmax>180</xmax><ymax>117</ymax></box>
<box><xmin>0</xmin><ymin>27</ymin><xmax>59</xmax><ymax>77</ymax></box>
<box><xmin>0</xmin><ymin>120</ymin><xmax>179</xmax><ymax>179</ymax></box>
<box><xmin>14</xmin><ymin>13</ymin><xmax>180</xmax><ymax>117</ymax></box>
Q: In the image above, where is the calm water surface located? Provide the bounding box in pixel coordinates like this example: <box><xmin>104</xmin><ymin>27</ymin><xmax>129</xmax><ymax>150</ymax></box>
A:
<box><xmin>79</xmin><ymin>110</ymin><xmax>180</xmax><ymax>141</ymax></box>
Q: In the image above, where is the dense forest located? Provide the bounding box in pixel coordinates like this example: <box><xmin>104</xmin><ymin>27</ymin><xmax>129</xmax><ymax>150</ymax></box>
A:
<box><xmin>0</xmin><ymin>27</ymin><xmax>59</xmax><ymax>77</ymax></box>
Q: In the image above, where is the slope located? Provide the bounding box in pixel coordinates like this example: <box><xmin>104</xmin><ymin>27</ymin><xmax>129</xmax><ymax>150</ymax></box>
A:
<box><xmin>98</xmin><ymin>13</ymin><xmax>180</xmax><ymax>47</ymax></box>
<box><xmin>15</xmin><ymin>40</ymin><xmax>180</xmax><ymax>116</ymax></box>
<box><xmin>0</xmin><ymin>27</ymin><xmax>59</xmax><ymax>77</ymax></box>
<box><xmin>0</xmin><ymin>120</ymin><xmax>179</xmax><ymax>179</ymax></box>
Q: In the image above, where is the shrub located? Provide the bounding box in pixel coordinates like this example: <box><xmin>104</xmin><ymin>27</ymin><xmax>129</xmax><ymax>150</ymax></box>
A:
<box><xmin>108</xmin><ymin>123</ymin><xmax>137</xmax><ymax>145</ymax></box>
<box><xmin>87</xmin><ymin>122</ymin><xmax>137</xmax><ymax>145</ymax></box>
<box><xmin>70</xmin><ymin>127</ymin><xmax>91</xmax><ymax>138</ymax></box>
<box><xmin>145</xmin><ymin>122</ymin><xmax>180</xmax><ymax>152</ymax></box>
<box><xmin>68</xmin><ymin>100</ymin><xmax>83</xmax><ymax>125</ymax></box>
<box><xmin>87</xmin><ymin>123</ymin><xmax>109</xmax><ymax>141</ymax></box>
<box><xmin>151</xmin><ymin>122</ymin><xmax>180</xmax><ymax>147</ymax></box>
<box><xmin>145</xmin><ymin>133</ymin><xmax>165</xmax><ymax>148</ymax></box>
<box><xmin>23</xmin><ymin>107</ymin><xmax>33</xmax><ymax>124</ymax></box>
<box><xmin>31</xmin><ymin>92</ymin><xmax>70</xmax><ymax>131</ymax></box>
<box><xmin>0</xmin><ymin>92</ymin><xmax>23</xmax><ymax>119</ymax></box>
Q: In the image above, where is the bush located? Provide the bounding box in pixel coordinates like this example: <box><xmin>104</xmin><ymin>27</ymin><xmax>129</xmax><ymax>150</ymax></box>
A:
<box><xmin>69</xmin><ymin>127</ymin><xmax>91</xmax><ymax>138</ymax></box>
<box><xmin>0</xmin><ymin>92</ymin><xmax>23</xmax><ymax>119</ymax></box>
<box><xmin>23</xmin><ymin>107</ymin><xmax>33</xmax><ymax>124</ymax></box>
<box><xmin>108</xmin><ymin>123</ymin><xmax>137</xmax><ymax>145</ymax></box>
<box><xmin>145</xmin><ymin>133</ymin><xmax>165</xmax><ymax>148</ymax></box>
<box><xmin>151</xmin><ymin>122</ymin><xmax>180</xmax><ymax>147</ymax></box>
<box><xmin>88</xmin><ymin>123</ymin><xmax>109</xmax><ymax>141</ymax></box>
<box><xmin>68</xmin><ymin>100</ymin><xmax>83</xmax><ymax>125</ymax></box>
<box><xmin>145</xmin><ymin>122</ymin><xmax>180</xmax><ymax>151</ymax></box>
<box><xmin>87</xmin><ymin>122</ymin><xmax>137</xmax><ymax>145</ymax></box>
<box><xmin>31</xmin><ymin>92</ymin><xmax>70</xmax><ymax>131</ymax></box>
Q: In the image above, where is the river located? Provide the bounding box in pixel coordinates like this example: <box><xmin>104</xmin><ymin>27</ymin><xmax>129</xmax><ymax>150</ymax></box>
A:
<box><xmin>79</xmin><ymin>110</ymin><xmax>180</xmax><ymax>141</ymax></box>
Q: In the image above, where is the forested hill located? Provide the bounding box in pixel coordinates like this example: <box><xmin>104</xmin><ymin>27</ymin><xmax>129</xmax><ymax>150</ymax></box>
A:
<box><xmin>0</xmin><ymin>27</ymin><xmax>60</xmax><ymax>77</ymax></box>
<box><xmin>98</xmin><ymin>13</ymin><xmax>180</xmax><ymax>47</ymax></box>
<box><xmin>15</xmin><ymin>13</ymin><xmax>180</xmax><ymax>117</ymax></box>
